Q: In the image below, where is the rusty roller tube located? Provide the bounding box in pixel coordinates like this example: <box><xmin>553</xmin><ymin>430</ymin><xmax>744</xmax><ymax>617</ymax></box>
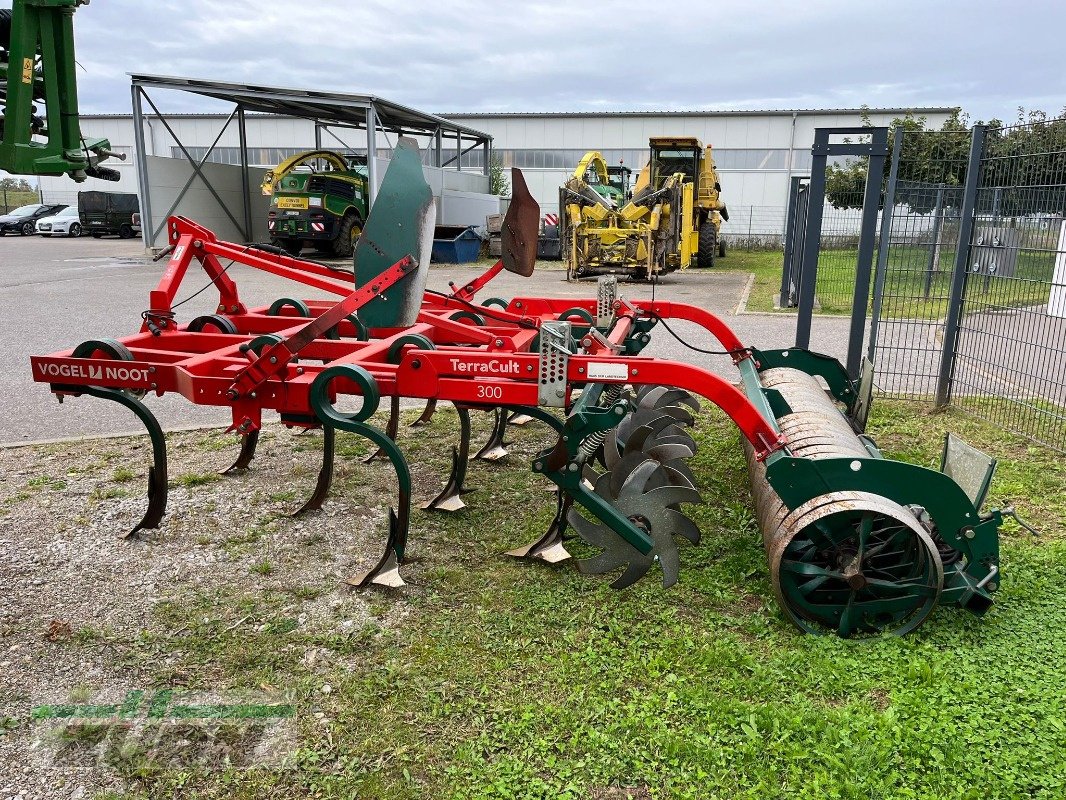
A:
<box><xmin>745</xmin><ymin>368</ymin><xmax>944</xmax><ymax>637</ymax></box>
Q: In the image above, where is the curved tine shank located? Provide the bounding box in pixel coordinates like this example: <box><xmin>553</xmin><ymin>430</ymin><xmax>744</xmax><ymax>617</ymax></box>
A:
<box><xmin>473</xmin><ymin>407</ymin><xmax>511</xmax><ymax>462</ymax></box>
<box><xmin>365</xmin><ymin>395</ymin><xmax>401</xmax><ymax>462</ymax></box>
<box><xmin>76</xmin><ymin>387</ymin><xmax>169</xmax><ymax>538</ymax></box>
<box><xmin>293</xmin><ymin>425</ymin><xmax>336</xmax><ymax>516</ymax></box>
<box><xmin>422</xmin><ymin>405</ymin><xmax>473</xmax><ymax>512</ymax></box>
<box><xmin>410</xmin><ymin>398</ymin><xmax>437</xmax><ymax>427</ymax></box>
<box><xmin>505</xmin><ymin>490</ymin><xmax>573</xmax><ymax>563</ymax></box>
<box><xmin>221</xmin><ymin>429</ymin><xmax>260</xmax><ymax>474</ymax></box>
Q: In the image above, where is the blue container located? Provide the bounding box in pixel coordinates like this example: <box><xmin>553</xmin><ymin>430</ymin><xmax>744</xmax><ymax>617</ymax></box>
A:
<box><xmin>431</xmin><ymin>225</ymin><xmax>482</xmax><ymax>264</ymax></box>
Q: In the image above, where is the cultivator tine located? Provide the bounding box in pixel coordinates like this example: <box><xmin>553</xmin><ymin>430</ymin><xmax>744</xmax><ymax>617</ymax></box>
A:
<box><xmin>221</xmin><ymin>429</ymin><xmax>260</xmax><ymax>474</ymax></box>
<box><xmin>365</xmin><ymin>395</ymin><xmax>401</xmax><ymax>463</ymax></box>
<box><xmin>410</xmin><ymin>398</ymin><xmax>437</xmax><ymax>427</ymax></box>
<box><xmin>473</xmin><ymin>407</ymin><xmax>511</xmax><ymax>461</ymax></box>
<box><xmin>347</xmin><ymin>509</ymin><xmax>407</xmax><ymax>589</ymax></box>
<box><xmin>132</xmin><ymin>462</ymin><xmax>170</xmax><ymax>539</ymax></box>
<box><xmin>73</xmin><ymin>386</ymin><xmax>169</xmax><ymax>538</ymax></box>
<box><xmin>293</xmin><ymin>426</ymin><xmax>336</xmax><ymax>516</ymax></box>
<box><xmin>422</xmin><ymin>406</ymin><xmax>473</xmax><ymax>512</ymax></box>
<box><xmin>508</xmin><ymin>412</ymin><xmax>533</xmax><ymax>426</ymax></box>
<box><xmin>505</xmin><ymin>490</ymin><xmax>573</xmax><ymax>564</ymax></box>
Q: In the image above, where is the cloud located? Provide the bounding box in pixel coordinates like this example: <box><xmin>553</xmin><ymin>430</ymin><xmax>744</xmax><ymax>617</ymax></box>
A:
<box><xmin>15</xmin><ymin>0</ymin><xmax>1066</xmax><ymax>122</ymax></box>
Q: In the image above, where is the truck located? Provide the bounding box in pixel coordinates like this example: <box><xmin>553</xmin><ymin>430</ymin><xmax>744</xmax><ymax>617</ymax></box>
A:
<box><xmin>262</xmin><ymin>150</ymin><xmax>369</xmax><ymax>257</ymax></box>
<box><xmin>78</xmin><ymin>191</ymin><xmax>140</xmax><ymax>238</ymax></box>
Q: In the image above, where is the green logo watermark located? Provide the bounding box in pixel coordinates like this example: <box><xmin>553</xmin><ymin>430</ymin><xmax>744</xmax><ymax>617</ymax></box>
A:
<box><xmin>31</xmin><ymin>689</ymin><xmax>294</xmax><ymax>722</ymax></box>
<box><xmin>18</xmin><ymin>689</ymin><xmax>295</xmax><ymax>770</ymax></box>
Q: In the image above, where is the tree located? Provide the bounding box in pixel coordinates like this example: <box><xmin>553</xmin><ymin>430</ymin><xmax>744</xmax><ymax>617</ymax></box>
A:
<box><xmin>824</xmin><ymin>107</ymin><xmax>988</xmax><ymax>213</ymax></box>
<box><xmin>488</xmin><ymin>152</ymin><xmax>509</xmax><ymax>197</ymax></box>
<box><xmin>0</xmin><ymin>177</ymin><xmax>33</xmax><ymax>192</ymax></box>
<box><xmin>980</xmin><ymin>109</ymin><xmax>1066</xmax><ymax>216</ymax></box>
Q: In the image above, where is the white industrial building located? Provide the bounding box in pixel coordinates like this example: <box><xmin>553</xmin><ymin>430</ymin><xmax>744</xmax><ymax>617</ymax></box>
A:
<box><xmin>34</xmin><ymin>105</ymin><xmax>953</xmax><ymax>243</ymax></box>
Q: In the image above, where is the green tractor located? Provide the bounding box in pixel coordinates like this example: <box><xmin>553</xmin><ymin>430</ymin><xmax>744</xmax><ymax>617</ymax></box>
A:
<box><xmin>263</xmin><ymin>150</ymin><xmax>369</xmax><ymax>257</ymax></box>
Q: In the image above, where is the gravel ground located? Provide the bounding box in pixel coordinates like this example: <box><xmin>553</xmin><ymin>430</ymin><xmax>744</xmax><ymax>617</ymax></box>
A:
<box><xmin>0</xmin><ymin>415</ymin><xmax>481</xmax><ymax>798</ymax></box>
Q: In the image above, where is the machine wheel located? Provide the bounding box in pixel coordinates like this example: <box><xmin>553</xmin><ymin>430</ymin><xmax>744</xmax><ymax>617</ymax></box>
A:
<box><xmin>118</xmin><ymin>223</ymin><xmax>134</xmax><ymax>239</ymax></box>
<box><xmin>69</xmin><ymin>223</ymin><xmax>82</xmax><ymax>237</ymax></box>
<box><xmin>20</xmin><ymin>222</ymin><xmax>34</xmax><ymax>236</ymax></box>
<box><xmin>332</xmin><ymin>212</ymin><xmax>362</xmax><ymax>258</ymax></box>
<box><xmin>697</xmin><ymin>221</ymin><xmax>717</xmax><ymax>268</ymax></box>
<box><xmin>718</xmin><ymin>238</ymin><xmax>726</xmax><ymax>259</ymax></box>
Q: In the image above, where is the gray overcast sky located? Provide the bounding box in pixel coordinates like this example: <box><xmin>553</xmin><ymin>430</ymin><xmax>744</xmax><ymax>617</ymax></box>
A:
<box><xmin>12</xmin><ymin>0</ymin><xmax>1066</xmax><ymax>121</ymax></box>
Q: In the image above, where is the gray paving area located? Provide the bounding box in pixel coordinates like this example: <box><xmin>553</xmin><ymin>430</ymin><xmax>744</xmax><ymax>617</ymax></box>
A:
<box><xmin>0</xmin><ymin>235</ymin><xmax>853</xmax><ymax>444</ymax></box>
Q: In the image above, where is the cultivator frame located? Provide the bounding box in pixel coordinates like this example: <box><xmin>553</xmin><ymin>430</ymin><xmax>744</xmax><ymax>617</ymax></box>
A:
<box><xmin>30</xmin><ymin>145</ymin><xmax>1004</xmax><ymax>637</ymax></box>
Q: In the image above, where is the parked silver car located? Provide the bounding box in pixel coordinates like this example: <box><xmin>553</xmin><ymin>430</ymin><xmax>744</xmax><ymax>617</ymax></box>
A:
<box><xmin>36</xmin><ymin>206</ymin><xmax>85</xmax><ymax>237</ymax></box>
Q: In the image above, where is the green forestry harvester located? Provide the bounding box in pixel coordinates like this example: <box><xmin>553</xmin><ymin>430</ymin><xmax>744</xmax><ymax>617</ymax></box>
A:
<box><xmin>262</xmin><ymin>150</ymin><xmax>369</xmax><ymax>257</ymax></box>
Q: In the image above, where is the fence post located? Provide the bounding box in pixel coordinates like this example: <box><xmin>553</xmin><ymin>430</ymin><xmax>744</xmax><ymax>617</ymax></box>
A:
<box><xmin>868</xmin><ymin>127</ymin><xmax>904</xmax><ymax>361</ymax></box>
<box><xmin>795</xmin><ymin>130</ymin><xmax>830</xmax><ymax>349</ymax></box>
<box><xmin>845</xmin><ymin>127</ymin><xmax>889</xmax><ymax>378</ymax></box>
<box><xmin>780</xmin><ymin>176</ymin><xmax>802</xmax><ymax>306</ymax></box>
<box><xmin>923</xmin><ymin>184</ymin><xmax>946</xmax><ymax>299</ymax></box>
<box><xmin>935</xmin><ymin>124</ymin><xmax>986</xmax><ymax>408</ymax></box>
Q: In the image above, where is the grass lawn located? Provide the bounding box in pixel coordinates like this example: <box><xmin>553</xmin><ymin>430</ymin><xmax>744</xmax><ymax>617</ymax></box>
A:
<box><xmin>64</xmin><ymin>399</ymin><xmax>1066</xmax><ymax>799</ymax></box>
<box><xmin>721</xmin><ymin>245</ymin><xmax>1057</xmax><ymax>320</ymax></box>
<box><xmin>0</xmin><ymin>189</ymin><xmax>42</xmax><ymax>213</ymax></box>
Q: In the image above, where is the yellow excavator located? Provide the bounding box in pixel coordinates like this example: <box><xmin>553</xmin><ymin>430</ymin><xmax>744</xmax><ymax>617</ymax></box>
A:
<box><xmin>560</xmin><ymin>137</ymin><xmax>728</xmax><ymax>280</ymax></box>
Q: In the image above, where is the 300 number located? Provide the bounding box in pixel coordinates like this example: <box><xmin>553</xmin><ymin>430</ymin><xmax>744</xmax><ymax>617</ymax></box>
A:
<box><xmin>476</xmin><ymin>385</ymin><xmax>503</xmax><ymax>400</ymax></box>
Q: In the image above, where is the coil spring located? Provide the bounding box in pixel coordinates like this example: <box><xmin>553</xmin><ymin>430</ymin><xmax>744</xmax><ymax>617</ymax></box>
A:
<box><xmin>577</xmin><ymin>384</ymin><xmax>625</xmax><ymax>462</ymax></box>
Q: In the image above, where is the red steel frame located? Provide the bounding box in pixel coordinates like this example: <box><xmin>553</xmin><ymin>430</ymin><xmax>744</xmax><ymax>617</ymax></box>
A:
<box><xmin>30</xmin><ymin>217</ymin><xmax>787</xmax><ymax>459</ymax></box>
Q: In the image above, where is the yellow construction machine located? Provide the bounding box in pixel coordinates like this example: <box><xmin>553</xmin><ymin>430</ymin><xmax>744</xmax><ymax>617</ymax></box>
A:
<box><xmin>560</xmin><ymin>137</ymin><xmax>728</xmax><ymax>280</ymax></box>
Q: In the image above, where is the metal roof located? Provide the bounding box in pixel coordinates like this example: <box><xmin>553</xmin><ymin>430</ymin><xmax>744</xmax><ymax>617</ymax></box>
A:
<box><xmin>438</xmin><ymin>107</ymin><xmax>958</xmax><ymax>119</ymax></box>
<box><xmin>127</xmin><ymin>74</ymin><xmax>491</xmax><ymax>142</ymax></box>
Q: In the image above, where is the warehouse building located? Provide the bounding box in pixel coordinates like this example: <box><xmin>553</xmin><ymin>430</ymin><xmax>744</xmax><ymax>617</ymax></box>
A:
<box><xmin>35</xmin><ymin>106</ymin><xmax>953</xmax><ymax>241</ymax></box>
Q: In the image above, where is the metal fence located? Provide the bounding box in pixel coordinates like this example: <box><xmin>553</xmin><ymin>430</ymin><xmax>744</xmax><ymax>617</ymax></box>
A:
<box><xmin>951</xmin><ymin>120</ymin><xmax>1066</xmax><ymax>448</ymax></box>
<box><xmin>869</xmin><ymin>120</ymin><xmax>1066</xmax><ymax>451</ymax></box>
<box><xmin>871</xmin><ymin>130</ymin><xmax>969</xmax><ymax>398</ymax></box>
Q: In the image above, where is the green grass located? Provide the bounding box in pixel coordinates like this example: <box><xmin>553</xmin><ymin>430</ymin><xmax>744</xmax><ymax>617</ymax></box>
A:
<box><xmin>723</xmin><ymin>246</ymin><xmax>1057</xmax><ymax>319</ymax></box>
<box><xmin>1</xmin><ymin>190</ymin><xmax>40</xmax><ymax>213</ymax></box>
<box><xmin>75</xmin><ymin>401</ymin><xmax>1066</xmax><ymax>798</ymax></box>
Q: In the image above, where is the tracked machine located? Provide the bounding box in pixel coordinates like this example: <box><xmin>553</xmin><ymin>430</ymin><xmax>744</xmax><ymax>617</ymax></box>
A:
<box><xmin>26</xmin><ymin>138</ymin><xmax>1005</xmax><ymax>637</ymax></box>
<box><xmin>561</xmin><ymin>138</ymin><xmax>728</xmax><ymax>281</ymax></box>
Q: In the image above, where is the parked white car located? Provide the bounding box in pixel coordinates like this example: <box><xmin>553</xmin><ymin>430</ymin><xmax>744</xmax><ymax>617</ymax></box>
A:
<box><xmin>36</xmin><ymin>206</ymin><xmax>84</xmax><ymax>237</ymax></box>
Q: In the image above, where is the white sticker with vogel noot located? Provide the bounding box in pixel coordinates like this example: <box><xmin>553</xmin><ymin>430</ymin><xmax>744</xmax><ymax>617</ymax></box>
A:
<box><xmin>586</xmin><ymin>362</ymin><xmax>629</xmax><ymax>381</ymax></box>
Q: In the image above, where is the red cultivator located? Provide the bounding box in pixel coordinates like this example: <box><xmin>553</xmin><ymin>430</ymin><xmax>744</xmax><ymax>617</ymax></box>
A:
<box><xmin>30</xmin><ymin>141</ymin><xmax>1005</xmax><ymax>637</ymax></box>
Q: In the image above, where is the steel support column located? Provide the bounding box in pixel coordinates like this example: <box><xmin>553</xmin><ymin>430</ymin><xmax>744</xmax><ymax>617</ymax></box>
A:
<box><xmin>130</xmin><ymin>85</ymin><xmax>154</xmax><ymax>249</ymax></box>
<box><xmin>780</xmin><ymin>175</ymin><xmax>804</xmax><ymax>308</ymax></box>
<box><xmin>237</xmin><ymin>105</ymin><xmax>252</xmax><ymax>242</ymax></box>
<box><xmin>366</xmin><ymin>103</ymin><xmax>378</xmax><ymax>209</ymax></box>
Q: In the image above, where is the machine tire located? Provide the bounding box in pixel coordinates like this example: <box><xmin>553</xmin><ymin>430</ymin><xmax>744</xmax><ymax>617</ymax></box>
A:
<box><xmin>21</xmin><ymin>222</ymin><xmax>34</xmax><ymax>236</ymax></box>
<box><xmin>118</xmin><ymin>223</ymin><xmax>134</xmax><ymax>239</ymax></box>
<box><xmin>697</xmin><ymin>220</ymin><xmax>717</xmax><ymax>268</ymax></box>
<box><xmin>718</xmin><ymin>238</ymin><xmax>727</xmax><ymax>259</ymax></box>
<box><xmin>332</xmin><ymin>212</ymin><xmax>362</xmax><ymax>258</ymax></box>
<box><xmin>69</xmin><ymin>223</ymin><xmax>82</xmax><ymax>237</ymax></box>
